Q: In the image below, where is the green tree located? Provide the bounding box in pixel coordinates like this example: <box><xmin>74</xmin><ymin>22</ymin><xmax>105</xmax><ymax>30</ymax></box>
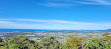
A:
<box><xmin>39</xmin><ymin>36</ymin><xmax>61</xmax><ymax>49</ymax></box>
<box><xmin>0</xmin><ymin>38</ymin><xmax>8</xmax><ymax>49</ymax></box>
<box><xmin>7</xmin><ymin>35</ymin><xmax>37</xmax><ymax>49</ymax></box>
<box><xmin>0</xmin><ymin>38</ymin><xmax>3</xmax><ymax>42</ymax></box>
<box><xmin>88</xmin><ymin>37</ymin><xmax>102</xmax><ymax>49</ymax></box>
<box><xmin>100</xmin><ymin>33</ymin><xmax>111</xmax><ymax>49</ymax></box>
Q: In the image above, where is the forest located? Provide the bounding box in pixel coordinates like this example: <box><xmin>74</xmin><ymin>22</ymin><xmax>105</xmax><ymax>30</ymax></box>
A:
<box><xmin>0</xmin><ymin>33</ymin><xmax>111</xmax><ymax>49</ymax></box>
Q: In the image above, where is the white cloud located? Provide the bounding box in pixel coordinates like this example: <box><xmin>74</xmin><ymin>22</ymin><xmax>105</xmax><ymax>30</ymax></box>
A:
<box><xmin>0</xmin><ymin>19</ymin><xmax>97</xmax><ymax>25</ymax></box>
<box><xmin>74</xmin><ymin>0</ymin><xmax>111</xmax><ymax>5</ymax></box>
<box><xmin>38</xmin><ymin>0</ymin><xmax>111</xmax><ymax>7</ymax></box>
<box><xmin>0</xmin><ymin>19</ymin><xmax>111</xmax><ymax>30</ymax></box>
<box><xmin>14</xmin><ymin>19</ymin><xmax>111</xmax><ymax>26</ymax></box>
<box><xmin>39</xmin><ymin>2</ymin><xmax>75</xmax><ymax>7</ymax></box>
<box><xmin>0</xmin><ymin>21</ymin><xmax>13</xmax><ymax>23</ymax></box>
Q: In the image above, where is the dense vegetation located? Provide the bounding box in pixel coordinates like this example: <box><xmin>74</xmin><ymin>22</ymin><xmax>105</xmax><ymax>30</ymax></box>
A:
<box><xmin>0</xmin><ymin>33</ymin><xmax>111</xmax><ymax>49</ymax></box>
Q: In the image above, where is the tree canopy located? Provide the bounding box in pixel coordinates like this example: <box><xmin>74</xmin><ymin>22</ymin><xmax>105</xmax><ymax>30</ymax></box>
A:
<box><xmin>0</xmin><ymin>33</ymin><xmax>111</xmax><ymax>49</ymax></box>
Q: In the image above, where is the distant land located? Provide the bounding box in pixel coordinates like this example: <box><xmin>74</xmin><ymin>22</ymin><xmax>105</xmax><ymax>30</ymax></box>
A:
<box><xmin>0</xmin><ymin>29</ymin><xmax>51</xmax><ymax>32</ymax></box>
<box><xmin>0</xmin><ymin>29</ymin><xmax>111</xmax><ymax>33</ymax></box>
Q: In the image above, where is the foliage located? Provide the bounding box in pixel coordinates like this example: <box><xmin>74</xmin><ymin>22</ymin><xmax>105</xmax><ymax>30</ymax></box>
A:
<box><xmin>65</xmin><ymin>37</ymin><xmax>82</xmax><ymax>49</ymax></box>
<box><xmin>39</xmin><ymin>36</ymin><xmax>62</xmax><ymax>49</ymax></box>
<box><xmin>0</xmin><ymin>33</ymin><xmax>111</xmax><ymax>49</ymax></box>
<box><xmin>88</xmin><ymin>37</ymin><xmax>101</xmax><ymax>49</ymax></box>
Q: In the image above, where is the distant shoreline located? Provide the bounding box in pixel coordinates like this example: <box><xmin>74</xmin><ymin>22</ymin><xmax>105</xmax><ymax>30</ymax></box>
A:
<box><xmin>0</xmin><ymin>29</ymin><xmax>111</xmax><ymax>33</ymax></box>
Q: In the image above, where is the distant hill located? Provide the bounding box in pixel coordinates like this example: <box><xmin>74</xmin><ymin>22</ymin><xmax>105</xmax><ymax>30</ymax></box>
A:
<box><xmin>98</xmin><ymin>29</ymin><xmax>111</xmax><ymax>32</ymax></box>
<box><xmin>0</xmin><ymin>29</ymin><xmax>111</xmax><ymax>33</ymax></box>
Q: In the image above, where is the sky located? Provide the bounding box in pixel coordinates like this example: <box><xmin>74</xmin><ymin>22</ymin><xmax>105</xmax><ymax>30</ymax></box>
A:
<box><xmin>0</xmin><ymin>0</ymin><xmax>111</xmax><ymax>30</ymax></box>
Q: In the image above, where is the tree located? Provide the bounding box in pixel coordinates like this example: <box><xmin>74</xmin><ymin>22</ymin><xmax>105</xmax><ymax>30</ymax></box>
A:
<box><xmin>7</xmin><ymin>35</ymin><xmax>37</xmax><ymax>49</ymax></box>
<box><xmin>103</xmin><ymin>33</ymin><xmax>111</xmax><ymax>36</ymax></box>
<box><xmin>88</xmin><ymin>37</ymin><xmax>102</xmax><ymax>49</ymax></box>
<box><xmin>65</xmin><ymin>37</ymin><xmax>82</xmax><ymax>49</ymax></box>
<box><xmin>0</xmin><ymin>38</ymin><xmax>3</xmax><ymax>42</ymax></box>
<box><xmin>39</xmin><ymin>36</ymin><xmax>61</xmax><ymax>49</ymax></box>
<box><xmin>0</xmin><ymin>38</ymin><xmax>8</xmax><ymax>49</ymax></box>
<box><xmin>100</xmin><ymin>33</ymin><xmax>111</xmax><ymax>49</ymax></box>
<box><xmin>80</xmin><ymin>38</ymin><xmax>88</xmax><ymax>49</ymax></box>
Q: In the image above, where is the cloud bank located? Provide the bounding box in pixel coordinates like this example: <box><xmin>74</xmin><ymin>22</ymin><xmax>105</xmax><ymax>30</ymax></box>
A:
<box><xmin>0</xmin><ymin>19</ymin><xmax>111</xmax><ymax>30</ymax></box>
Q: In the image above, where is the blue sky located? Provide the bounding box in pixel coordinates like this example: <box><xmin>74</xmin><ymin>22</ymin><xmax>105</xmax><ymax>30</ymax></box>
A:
<box><xmin>0</xmin><ymin>0</ymin><xmax>111</xmax><ymax>30</ymax></box>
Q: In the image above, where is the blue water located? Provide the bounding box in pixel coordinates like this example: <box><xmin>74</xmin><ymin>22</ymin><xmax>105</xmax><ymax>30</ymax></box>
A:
<box><xmin>0</xmin><ymin>29</ymin><xmax>51</xmax><ymax>32</ymax></box>
<box><xmin>0</xmin><ymin>29</ymin><xmax>110</xmax><ymax>33</ymax></box>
